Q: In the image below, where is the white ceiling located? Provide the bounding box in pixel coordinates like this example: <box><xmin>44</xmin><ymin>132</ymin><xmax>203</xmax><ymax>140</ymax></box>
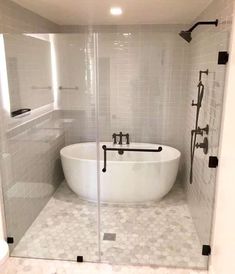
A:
<box><xmin>12</xmin><ymin>0</ymin><xmax>213</xmax><ymax>26</ymax></box>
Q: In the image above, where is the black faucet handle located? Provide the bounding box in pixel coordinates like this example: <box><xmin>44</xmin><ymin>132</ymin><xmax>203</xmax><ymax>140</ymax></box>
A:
<box><xmin>195</xmin><ymin>143</ymin><xmax>200</xmax><ymax>148</ymax></box>
<box><xmin>112</xmin><ymin>133</ymin><xmax>117</xmax><ymax>144</ymax></box>
<box><xmin>198</xmin><ymin>124</ymin><xmax>209</xmax><ymax>135</ymax></box>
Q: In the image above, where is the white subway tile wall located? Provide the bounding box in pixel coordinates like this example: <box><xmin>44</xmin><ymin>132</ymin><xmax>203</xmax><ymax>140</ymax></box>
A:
<box><xmin>55</xmin><ymin>29</ymin><xmax>189</xmax><ymax>157</ymax></box>
<box><xmin>182</xmin><ymin>0</ymin><xmax>234</xmax><ymax>245</ymax></box>
<box><xmin>97</xmin><ymin>30</ymin><xmax>189</xmax><ymax>149</ymax></box>
<box><xmin>55</xmin><ymin>34</ymin><xmax>98</xmax><ymax>144</ymax></box>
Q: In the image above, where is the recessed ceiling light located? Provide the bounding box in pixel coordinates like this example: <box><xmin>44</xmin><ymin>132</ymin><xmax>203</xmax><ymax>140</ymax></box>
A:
<box><xmin>110</xmin><ymin>7</ymin><xmax>123</xmax><ymax>16</ymax></box>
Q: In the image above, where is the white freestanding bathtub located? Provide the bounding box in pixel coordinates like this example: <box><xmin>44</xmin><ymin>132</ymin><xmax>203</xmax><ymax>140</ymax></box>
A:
<box><xmin>60</xmin><ymin>142</ymin><xmax>180</xmax><ymax>203</ymax></box>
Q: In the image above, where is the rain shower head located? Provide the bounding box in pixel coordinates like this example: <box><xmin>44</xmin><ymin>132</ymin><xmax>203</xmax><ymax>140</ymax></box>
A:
<box><xmin>179</xmin><ymin>19</ymin><xmax>218</xmax><ymax>43</ymax></box>
<box><xmin>179</xmin><ymin>31</ymin><xmax>192</xmax><ymax>43</ymax></box>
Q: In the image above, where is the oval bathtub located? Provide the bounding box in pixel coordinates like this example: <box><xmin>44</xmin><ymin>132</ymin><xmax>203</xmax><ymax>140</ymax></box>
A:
<box><xmin>60</xmin><ymin>142</ymin><xmax>181</xmax><ymax>203</ymax></box>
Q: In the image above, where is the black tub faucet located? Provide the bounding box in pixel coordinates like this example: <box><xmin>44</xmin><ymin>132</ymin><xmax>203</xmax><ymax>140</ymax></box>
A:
<box><xmin>112</xmin><ymin>132</ymin><xmax>130</xmax><ymax>145</ymax></box>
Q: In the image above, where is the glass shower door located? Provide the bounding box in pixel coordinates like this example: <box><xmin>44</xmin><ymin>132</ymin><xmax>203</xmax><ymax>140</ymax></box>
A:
<box><xmin>96</xmin><ymin>28</ymin><xmax>213</xmax><ymax>269</ymax></box>
<box><xmin>96</xmin><ymin>29</ymin><xmax>183</xmax><ymax>266</ymax></box>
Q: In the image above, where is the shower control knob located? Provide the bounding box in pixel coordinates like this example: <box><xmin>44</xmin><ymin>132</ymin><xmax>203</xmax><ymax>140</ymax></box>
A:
<box><xmin>195</xmin><ymin>143</ymin><xmax>201</xmax><ymax>148</ymax></box>
<box><xmin>195</xmin><ymin>137</ymin><xmax>208</xmax><ymax>155</ymax></box>
<box><xmin>198</xmin><ymin>124</ymin><xmax>209</xmax><ymax>135</ymax></box>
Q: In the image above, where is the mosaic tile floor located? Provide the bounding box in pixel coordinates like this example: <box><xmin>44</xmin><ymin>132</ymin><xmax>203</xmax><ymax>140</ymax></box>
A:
<box><xmin>11</xmin><ymin>182</ymin><xmax>207</xmax><ymax>269</ymax></box>
<box><xmin>1</xmin><ymin>257</ymin><xmax>208</xmax><ymax>274</ymax></box>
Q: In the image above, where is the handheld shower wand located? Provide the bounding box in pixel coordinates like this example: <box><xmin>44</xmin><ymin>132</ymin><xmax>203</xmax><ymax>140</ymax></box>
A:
<box><xmin>190</xmin><ymin>70</ymin><xmax>209</xmax><ymax>184</ymax></box>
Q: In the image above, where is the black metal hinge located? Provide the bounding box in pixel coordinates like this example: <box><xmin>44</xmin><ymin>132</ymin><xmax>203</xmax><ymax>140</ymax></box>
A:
<box><xmin>77</xmin><ymin>256</ymin><xmax>83</xmax><ymax>262</ymax></box>
<box><xmin>7</xmin><ymin>237</ymin><xmax>14</xmax><ymax>244</ymax></box>
<box><xmin>218</xmin><ymin>51</ymin><xmax>229</xmax><ymax>65</ymax></box>
<box><xmin>202</xmin><ymin>245</ymin><xmax>211</xmax><ymax>256</ymax></box>
<box><xmin>208</xmin><ymin>156</ymin><xmax>219</xmax><ymax>168</ymax></box>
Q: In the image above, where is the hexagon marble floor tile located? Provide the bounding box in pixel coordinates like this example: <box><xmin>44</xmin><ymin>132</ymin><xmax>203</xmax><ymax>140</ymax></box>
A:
<box><xmin>0</xmin><ymin>258</ymin><xmax>208</xmax><ymax>274</ymax></box>
<box><xmin>10</xmin><ymin>182</ymin><xmax>207</xmax><ymax>269</ymax></box>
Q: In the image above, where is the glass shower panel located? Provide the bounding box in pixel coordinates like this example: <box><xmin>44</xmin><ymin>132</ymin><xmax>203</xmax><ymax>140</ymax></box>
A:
<box><xmin>184</xmin><ymin>29</ymin><xmax>231</xmax><ymax>268</ymax></box>
<box><xmin>96</xmin><ymin>27</ymin><xmax>220</xmax><ymax>269</ymax></box>
<box><xmin>0</xmin><ymin>33</ymin><xmax>99</xmax><ymax>262</ymax></box>
<box><xmin>96</xmin><ymin>29</ymin><xmax>193</xmax><ymax>267</ymax></box>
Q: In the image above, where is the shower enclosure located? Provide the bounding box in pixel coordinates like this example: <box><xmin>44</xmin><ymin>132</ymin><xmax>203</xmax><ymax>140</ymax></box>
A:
<box><xmin>0</xmin><ymin>20</ymin><xmax>230</xmax><ymax>270</ymax></box>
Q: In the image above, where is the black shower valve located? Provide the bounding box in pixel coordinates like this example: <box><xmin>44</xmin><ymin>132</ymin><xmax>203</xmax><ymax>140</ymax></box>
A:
<box><xmin>195</xmin><ymin>137</ymin><xmax>208</xmax><ymax>155</ymax></box>
<box><xmin>192</xmin><ymin>128</ymin><xmax>203</xmax><ymax>136</ymax></box>
<box><xmin>195</xmin><ymin>143</ymin><xmax>203</xmax><ymax>149</ymax></box>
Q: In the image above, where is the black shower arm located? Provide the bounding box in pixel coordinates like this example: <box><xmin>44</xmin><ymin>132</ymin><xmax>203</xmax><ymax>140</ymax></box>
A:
<box><xmin>187</xmin><ymin>19</ymin><xmax>218</xmax><ymax>32</ymax></box>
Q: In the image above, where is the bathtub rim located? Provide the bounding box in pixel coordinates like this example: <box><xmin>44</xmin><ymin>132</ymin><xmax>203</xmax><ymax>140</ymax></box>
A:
<box><xmin>60</xmin><ymin>142</ymin><xmax>181</xmax><ymax>164</ymax></box>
